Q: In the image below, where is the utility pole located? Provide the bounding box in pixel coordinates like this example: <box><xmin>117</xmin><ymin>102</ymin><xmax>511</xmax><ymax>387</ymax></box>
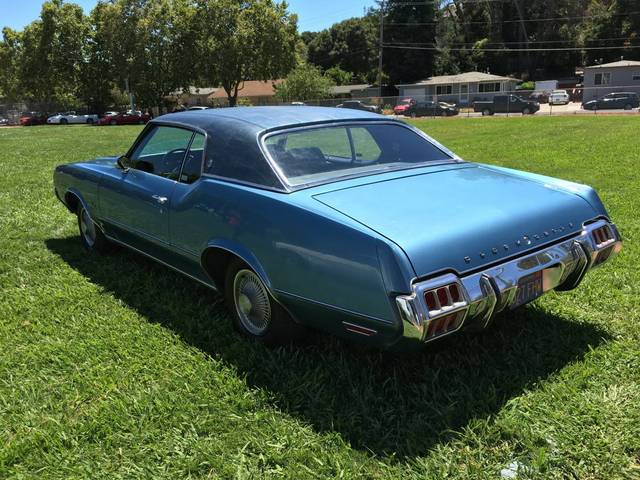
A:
<box><xmin>377</xmin><ymin>0</ymin><xmax>385</xmax><ymax>99</ymax></box>
<box><xmin>125</xmin><ymin>77</ymin><xmax>135</xmax><ymax>113</ymax></box>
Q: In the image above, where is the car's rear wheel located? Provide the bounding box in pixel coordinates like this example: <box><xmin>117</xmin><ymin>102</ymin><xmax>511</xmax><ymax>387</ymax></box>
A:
<box><xmin>77</xmin><ymin>204</ymin><xmax>111</xmax><ymax>254</ymax></box>
<box><xmin>624</xmin><ymin>103</ymin><xmax>632</xmax><ymax>110</ymax></box>
<box><xmin>110</xmin><ymin>120</ymin><xmax>117</xmax><ymax>126</ymax></box>
<box><xmin>86</xmin><ymin>118</ymin><xmax>93</xmax><ymax>124</ymax></box>
<box><xmin>482</xmin><ymin>108</ymin><xmax>492</xmax><ymax>116</ymax></box>
<box><xmin>224</xmin><ymin>258</ymin><xmax>299</xmax><ymax>346</ymax></box>
<box><xmin>60</xmin><ymin>118</ymin><xmax>68</xmax><ymax>125</ymax></box>
<box><xmin>522</xmin><ymin>107</ymin><xmax>531</xmax><ymax>115</ymax></box>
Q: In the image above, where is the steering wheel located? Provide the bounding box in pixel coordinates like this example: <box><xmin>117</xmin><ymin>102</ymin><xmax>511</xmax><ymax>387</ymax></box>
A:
<box><xmin>161</xmin><ymin>148</ymin><xmax>187</xmax><ymax>177</ymax></box>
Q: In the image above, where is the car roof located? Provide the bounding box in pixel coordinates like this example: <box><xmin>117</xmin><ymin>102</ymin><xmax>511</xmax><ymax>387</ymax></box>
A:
<box><xmin>154</xmin><ymin>106</ymin><xmax>385</xmax><ymax>133</ymax></box>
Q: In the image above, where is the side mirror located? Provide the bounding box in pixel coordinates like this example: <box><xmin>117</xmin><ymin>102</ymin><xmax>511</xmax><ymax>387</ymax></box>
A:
<box><xmin>117</xmin><ymin>155</ymin><xmax>130</xmax><ymax>171</ymax></box>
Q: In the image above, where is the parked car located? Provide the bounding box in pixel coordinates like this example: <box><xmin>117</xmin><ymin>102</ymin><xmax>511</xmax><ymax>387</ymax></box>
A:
<box><xmin>528</xmin><ymin>91</ymin><xmax>549</xmax><ymax>104</ymax></box>
<box><xmin>47</xmin><ymin>111</ymin><xmax>99</xmax><ymax>125</ymax></box>
<box><xmin>53</xmin><ymin>106</ymin><xmax>622</xmax><ymax>350</ymax></box>
<box><xmin>548</xmin><ymin>89</ymin><xmax>570</xmax><ymax>105</ymax></box>
<box><xmin>393</xmin><ymin>98</ymin><xmax>416</xmax><ymax>115</ymax></box>
<box><xmin>404</xmin><ymin>100</ymin><xmax>459</xmax><ymax>117</ymax></box>
<box><xmin>582</xmin><ymin>92</ymin><xmax>640</xmax><ymax>111</ymax></box>
<box><xmin>97</xmin><ymin>111</ymin><xmax>151</xmax><ymax>125</ymax></box>
<box><xmin>0</xmin><ymin>117</ymin><xmax>9</xmax><ymax>126</ymax></box>
<box><xmin>336</xmin><ymin>100</ymin><xmax>382</xmax><ymax>114</ymax></box>
<box><xmin>19</xmin><ymin>111</ymin><xmax>48</xmax><ymax>126</ymax></box>
<box><xmin>473</xmin><ymin>95</ymin><xmax>540</xmax><ymax>115</ymax></box>
<box><xmin>187</xmin><ymin>106</ymin><xmax>210</xmax><ymax>111</ymax></box>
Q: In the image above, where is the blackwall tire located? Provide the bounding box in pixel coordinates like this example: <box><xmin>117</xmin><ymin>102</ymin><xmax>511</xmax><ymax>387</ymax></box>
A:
<box><xmin>77</xmin><ymin>204</ymin><xmax>111</xmax><ymax>254</ymax></box>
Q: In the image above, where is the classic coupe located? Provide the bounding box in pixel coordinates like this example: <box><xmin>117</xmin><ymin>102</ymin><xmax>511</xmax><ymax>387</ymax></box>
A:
<box><xmin>47</xmin><ymin>111</ymin><xmax>99</xmax><ymax>125</ymax></box>
<box><xmin>54</xmin><ymin>107</ymin><xmax>622</xmax><ymax>349</ymax></box>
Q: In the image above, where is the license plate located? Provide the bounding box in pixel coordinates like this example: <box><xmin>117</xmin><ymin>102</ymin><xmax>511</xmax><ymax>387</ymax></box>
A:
<box><xmin>512</xmin><ymin>271</ymin><xmax>543</xmax><ymax>309</ymax></box>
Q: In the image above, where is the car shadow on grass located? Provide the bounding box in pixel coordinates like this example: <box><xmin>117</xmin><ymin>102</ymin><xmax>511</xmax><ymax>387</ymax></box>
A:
<box><xmin>47</xmin><ymin>236</ymin><xmax>611</xmax><ymax>459</ymax></box>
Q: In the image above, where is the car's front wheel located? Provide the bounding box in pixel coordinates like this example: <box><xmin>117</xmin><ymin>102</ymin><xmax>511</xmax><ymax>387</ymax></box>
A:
<box><xmin>624</xmin><ymin>103</ymin><xmax>632</xmax><ymax>110</ymax></box>
<box><xmin>482</xmin><ymin>108</ymin><xmax>492</xmax><ymax>116</ymax></box>
<box><xmin>77</xmin><ymin>204</ymin><xmax>111</xmax><ymax>254</ymax></box>
<box><xmin>110</xmin><ymin>120</ymin><xmax>117</xmax><ymax>126</ymax></box>
<box><xmin>522</xmin><ymin>107</ymin><xmax>531</xmax><ymax>115</ymax></box>
<box><xmin>224</xmin><ymin>259</ymin><xmax>300</xmax><ymax>346</ymax></box>
<box><xmin>60</xmin><ymin>118</ymin><xmax>68</xmax><ymax>125</ymax></box>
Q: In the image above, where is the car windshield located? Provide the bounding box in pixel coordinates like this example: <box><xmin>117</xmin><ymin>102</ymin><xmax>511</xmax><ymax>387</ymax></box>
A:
<box><xmin>264</xmin><ymin>123</ymin><xmax>453</xmax><ymax>187</ymax></box>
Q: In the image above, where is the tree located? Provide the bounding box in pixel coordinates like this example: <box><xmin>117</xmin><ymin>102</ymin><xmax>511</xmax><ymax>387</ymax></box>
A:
<box><xmin>194</xmin><ymin>0</ymin><xmax>298</xmax><ymax>106</ymax></box>
<box><xmin>274</xmin><ymin>63</ymin><xmax>334</xmax><ymax>102</ymax></box>
<box><xmin>383</xmin><ymin>0</ymin><xmax>437</xmax><ymax>85</ymax></box>
<box><xmin>325</xmin><ymin>66</ymin><xmax>354</xmax><ymax>85</ymax></box>
<box><xmin>19</xmin><ymin>0</ymin><xmax>89</xmax><ymax>105</ymax></box>
<box><xmin>0</xmin><ymin>28</ymin><xmax>22</xmax><ymax>102</ymax></box>
<box><xmin>92</xmin><ymin>0</ymin><xmax>197</xmax><ymax>110</ymax></box>
<box><xmin>306</xmin><ymin>15</ymin><xmax>378</xmax><ymax>83</ymax></box>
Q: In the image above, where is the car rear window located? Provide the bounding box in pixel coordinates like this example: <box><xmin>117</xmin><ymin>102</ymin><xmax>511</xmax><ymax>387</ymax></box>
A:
<box><xmin>264</xmin><ymin>123</ymin><xmax>453</xmax><ymax>187</ymax></box>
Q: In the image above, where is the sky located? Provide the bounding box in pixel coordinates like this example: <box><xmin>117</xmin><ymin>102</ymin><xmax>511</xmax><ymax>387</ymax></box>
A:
<box><xmin>0</xmin><ymin>0</ymin><xmax>377</xmax><ymax>32</ymax></box>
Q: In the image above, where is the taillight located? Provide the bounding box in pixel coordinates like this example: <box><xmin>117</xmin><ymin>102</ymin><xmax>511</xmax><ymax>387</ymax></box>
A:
<box><xmin>592</xmin><ymin>225</ymin><xmax>613</xmax><ymax>246</ymax></box>
<box><xmin>424</xmin><ymin>283</ymin><xmax>465</xmax><ymax>315</ymax></box>
<box><xmin>426</xmin><ymin>310</ymin><xmax>466</xmax><ymax>339</ymax></box>
<box><xmin>423</xmin><ymin>282</ymin><xmax>468</xmax><ymax>340</ymax></box>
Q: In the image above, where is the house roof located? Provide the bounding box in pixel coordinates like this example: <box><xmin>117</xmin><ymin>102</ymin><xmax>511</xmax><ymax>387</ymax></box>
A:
<box><xmin>398</xmin><ymin>71</ymin><xmax>516</xmax><ymax>87</ymax></box>
<box><xmin>585</xmin><ymin>60</ymin><xmax>640</xmax><ymax>69</ymax></box>
<box><xmin>171</xmin><ymin>86</ymin><xmax>220</xmax><ymax>96</ymax></box>
<box><xmin>330</xmin><ymin>84</ymin><xmax>372</xmax><ymax>95</ymax></box>
<box><xmin>208</xmin><ymin>80</ymin><xmax>284</xmax><ymax>99</ymax></box>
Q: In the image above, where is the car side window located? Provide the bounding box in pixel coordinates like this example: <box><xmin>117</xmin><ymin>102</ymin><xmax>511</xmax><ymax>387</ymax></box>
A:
<box><xmin>180</xmin><ymin>133</ymin><xmax>205</xmax><ymax>184</ymax></box>
<box><xmin>130</xmin><ymin>126</ymin><xmax>193</xmax><ymax>180</ymax></box>
<box><xmin>350</xmin><ymin>127</ymin><xmax>381</xmax><ymax>164</ymax></box>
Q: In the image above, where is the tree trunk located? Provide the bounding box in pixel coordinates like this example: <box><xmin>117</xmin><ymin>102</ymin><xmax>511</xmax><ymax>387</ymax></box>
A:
<box><xmin>225</xmin><ymin>82</ymin><xmax>240</xmax><ymax>107</ymax></box>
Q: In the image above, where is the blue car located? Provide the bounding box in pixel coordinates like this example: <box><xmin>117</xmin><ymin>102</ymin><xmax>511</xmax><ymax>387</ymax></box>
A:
<box><xmin>54</xmin><ymin>107</ymin><xmax>622</xmax><ymax>349</ymax></box>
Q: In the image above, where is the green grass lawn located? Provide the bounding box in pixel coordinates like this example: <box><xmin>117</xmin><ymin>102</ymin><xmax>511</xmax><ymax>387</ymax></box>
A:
<box><xmin>1</xmin><ymin>117</ymin><xmax>639</xmax><ymax>479</ymax></box>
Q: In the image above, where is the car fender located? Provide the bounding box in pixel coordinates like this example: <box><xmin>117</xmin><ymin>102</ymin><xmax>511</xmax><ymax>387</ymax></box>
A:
<box><xmin>200</xmin><ymin>237</ymin><xmax>272</xmax><ymax>290</ymax></box>
<box><xmin>62</xmin><ymin>187</ymin><xmax>92</xmax><ymax>217</ymax></box>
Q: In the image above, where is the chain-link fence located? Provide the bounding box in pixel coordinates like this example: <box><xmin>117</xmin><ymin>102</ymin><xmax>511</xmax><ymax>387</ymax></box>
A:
<box><xmin>2</xmin><ymin>84</ymin><xmax>639</xmax><ymax>126</ymax></box>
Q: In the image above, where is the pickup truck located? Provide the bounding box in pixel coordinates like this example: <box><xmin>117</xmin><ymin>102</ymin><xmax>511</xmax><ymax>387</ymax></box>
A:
<box><xmin>473</xmin><ymin>95</ymin><xmax>540</xmax><ymax>116</ymax></box>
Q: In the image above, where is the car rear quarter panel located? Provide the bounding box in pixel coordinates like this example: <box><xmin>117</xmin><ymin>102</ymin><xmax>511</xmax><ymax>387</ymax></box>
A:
<box><xmin>172</xmin><ymin>178</ymin><xmax>406</xmax><ymax>341</ymax></box>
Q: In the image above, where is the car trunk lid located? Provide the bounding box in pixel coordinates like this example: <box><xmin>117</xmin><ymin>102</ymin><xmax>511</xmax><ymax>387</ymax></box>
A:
<box><xmin>314</xmin><ymin>165</ymin><xmax>597</xmax><ymax>276</ymax></box>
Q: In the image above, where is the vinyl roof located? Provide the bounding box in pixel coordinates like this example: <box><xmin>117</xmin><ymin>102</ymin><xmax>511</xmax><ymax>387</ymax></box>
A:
<box><xmin>154</xmin><ymin>106</ymin><xmax>387</xmax><ymax>132</ymax></box>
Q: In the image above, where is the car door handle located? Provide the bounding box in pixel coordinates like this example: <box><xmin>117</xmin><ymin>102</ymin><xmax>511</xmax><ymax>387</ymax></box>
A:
<box><xmin>152</xmin><ymin>195</ymin><xmax>168</xmax><ymax>204</ymax></box>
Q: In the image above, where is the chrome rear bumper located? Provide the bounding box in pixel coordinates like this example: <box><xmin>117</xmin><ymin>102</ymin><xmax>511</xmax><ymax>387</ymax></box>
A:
<box><xmin>397</xmin><ymin>219</ymin><xmax>622</xmax><ymax>344</ymax></box>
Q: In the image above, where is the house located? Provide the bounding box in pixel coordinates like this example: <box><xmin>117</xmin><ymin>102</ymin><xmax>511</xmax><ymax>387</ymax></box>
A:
<box><xmin>582</xmin><ymin>60</ymin><xmax>640</xmax><ymax>102</ymax></box>
<box><xmin>169</xmin><ymin>87</ymin><xmax>220</xmax><ymax>107</ymax></box>
<box><xmin>330</xmin><ymin>84</ymin><xmax>376</xmax><ymax>98</ymax></box>
<box><xmin>396</xmin><ymin>72</ymin><xmax>519</xmax><ymax>106</ymax></box>
<box><xmin>208</xmin><ymin>80</ymin><xmax>284</xmax><ymax>106</ymax></box>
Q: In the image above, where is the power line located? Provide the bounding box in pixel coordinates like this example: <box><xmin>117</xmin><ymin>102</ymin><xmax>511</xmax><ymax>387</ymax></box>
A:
<box><xmin>385</xmin><ymin>11</ymin><xmax>640</xmax><ymax>26</ymax></box>
<box><xmin>384</xmin><ymin>43</ymin><xmax>640</xmax><ymax>52</ymax></box>
<box><xmin>387</xmin><ymin>37</ymin><xmax>637</xmax><ymax>46</ymax></box>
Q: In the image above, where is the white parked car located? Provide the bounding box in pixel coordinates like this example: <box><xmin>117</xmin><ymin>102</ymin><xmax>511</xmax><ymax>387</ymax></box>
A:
<box><xmin>47</xmin><ymin>111</ymin><xmax>99</xmax><ymax>125</ymax></box>
<box><xmin>548</xmin><ymin>90</ymin><xmax>570</xmax><ymax>105</ymax></box>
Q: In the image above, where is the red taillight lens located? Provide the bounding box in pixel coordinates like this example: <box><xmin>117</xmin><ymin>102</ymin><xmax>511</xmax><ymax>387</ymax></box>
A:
<box><xmin>424</xmin><ymin>283</ymin><xmax>464</xmax><ymax>313</ymax></box>
<box><xmin>425</xmin><ymin>290</ymin><xmax>438</xmax><ymax>311</ymax></box>
<box><xmin>426</xmin><ymin>310</ymin><xmax>466</xmax><ymax>339</ymax></box>
<box><xmin>593</xmin><ymin>225</ymin><xmax>613</xmax><ymax>245</ymax></box>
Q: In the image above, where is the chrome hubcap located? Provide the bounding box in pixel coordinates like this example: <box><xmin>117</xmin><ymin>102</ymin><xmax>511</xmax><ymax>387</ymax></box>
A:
<box><xmin>80</xmin><ymin>208</ymin><xmax>96</xmax><ymax>247</ymax></box>
<box><xmin>233</xmin><ymin>269</ymin><xmax>271</xmax><ymax>336</ymax></box>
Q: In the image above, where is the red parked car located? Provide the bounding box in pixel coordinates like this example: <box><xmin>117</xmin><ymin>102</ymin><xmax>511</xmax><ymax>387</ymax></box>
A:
<box><xmin>393</xmin><ymin>98</ymin><xmax>416</xmax><ymax>115</ymax></box>
<box><xmin>97</xmin><ymin>110</ymin><xmax>151</xmax><ymax>126</ymax></box>
<box><xmin>19</xmin><ymin>111</ymin><xmax>48</xmax><ymax>126</ymax></box>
